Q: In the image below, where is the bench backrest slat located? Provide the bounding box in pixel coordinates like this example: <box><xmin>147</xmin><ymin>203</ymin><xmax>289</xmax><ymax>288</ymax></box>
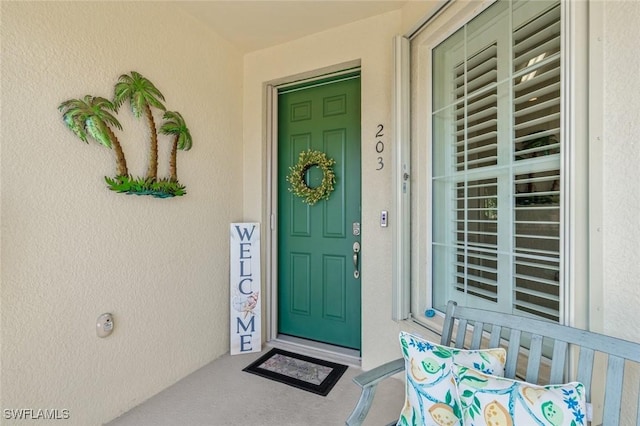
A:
<box><xmin>488</xmin><ymin>324</ymin><xmax>502</xmax><ymax>348</ymax></box>
<box><xmin>576</xmin><ymin>347</ymin><xmax>595</xmax><ymax>401</ymax></box>
<box><xmin>439</xmin><ymin>300</ymin><xmax>640</xmax><ymax>425</ymax></box>
<box><xmin>549</xmin><ymin>339</ymin><xmax>568</xmax><ymax>383</ymax></box>
<box><xmin>454</xmin><ymin>318</ymin><xmax>468</xmax><ymax>348</ymax></box>
<box><xmin>504</xmin><ymin>328</ymin><xmax>522</xmax><ymax>379</ymax></box>
<box><xmin>470</xmin><ymin>321</ymin><xmax>484</xmax><ymax>349</ymax></box>
<box><xmin>602</xmin><ymin>355</ymin><xmax>625</xmax><ymax>426</ymax></box>
<box><xmin>526</xmin><ymin>334</ymin><xmax>544</xmax><ymax>383</ymax></box>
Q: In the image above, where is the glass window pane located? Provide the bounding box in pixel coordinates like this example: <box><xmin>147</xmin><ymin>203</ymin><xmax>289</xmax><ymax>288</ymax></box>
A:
<box><xmin>431</xmin><ymin>0</ymin><xmax>561</xmax><ymax>320</ymax></box>
<box><xmin>432</xmin><ymin>28</ymin><xmax>464</xmax><ymax>112</ymax></box>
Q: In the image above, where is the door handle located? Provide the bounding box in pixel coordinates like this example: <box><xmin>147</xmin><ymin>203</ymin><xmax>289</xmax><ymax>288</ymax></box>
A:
<box><xmin>353</xmin><ymin>242</ymin><xmax>360</xmax><ymax>279</ymax></box>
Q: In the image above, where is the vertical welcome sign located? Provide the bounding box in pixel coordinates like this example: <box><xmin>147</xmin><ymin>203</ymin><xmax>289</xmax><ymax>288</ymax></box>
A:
<box><xmin>230</xmin><ymin>223</ymin><xmax>261</xmax><ymax>355</ymax></box>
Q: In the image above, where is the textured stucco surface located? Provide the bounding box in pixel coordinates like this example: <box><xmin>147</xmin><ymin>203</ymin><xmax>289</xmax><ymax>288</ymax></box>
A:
<box><xmin>2</xmin><ymin>0</ymin><xmax>640</xmax><ymax>424</ymax></box>
<box><xmin>1</xmin><ymin>2</ymin><xmax>243</xmax><ymax>424</ymax></box>
<box><xmin>602</xmin><ymin>0</ymin><xmax>640</xmax><ymax>343</ymax></box>
<box><xmin>602</xmin><ymin>4</ymin><xmax>640</xmax><ymax>423</ymax></box>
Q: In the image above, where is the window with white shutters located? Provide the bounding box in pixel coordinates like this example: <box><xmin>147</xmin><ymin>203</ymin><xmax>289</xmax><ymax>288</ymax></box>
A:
<box><xmin>431</xmin><ymin>0</ymin><xmax>562</xmax><ymax>321</ymax></box>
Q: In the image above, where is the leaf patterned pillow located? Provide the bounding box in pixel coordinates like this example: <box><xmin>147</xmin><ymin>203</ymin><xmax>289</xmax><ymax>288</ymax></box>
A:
<box><xmin>397</xmin><ymin>331</ymin><xmax>506</xmax><ymax>426</ymax></box>
<box><xmin>452</xmin><ymin>363</ymin><xmax>586</xmax><ymax>426</ymax></box>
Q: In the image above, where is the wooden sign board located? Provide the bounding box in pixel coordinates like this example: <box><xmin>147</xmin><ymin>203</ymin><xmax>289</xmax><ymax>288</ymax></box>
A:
<box><xmin>229</xmin><ymin>223</ymin><xmax>261</xmax><ymax>355</ymax></box>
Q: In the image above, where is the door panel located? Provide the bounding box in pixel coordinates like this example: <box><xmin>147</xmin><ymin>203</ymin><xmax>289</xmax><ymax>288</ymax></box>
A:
<box><xmin>278</xmin><ymin>75</ymin><xmax>361</xmax><ymax>350</ymax></box>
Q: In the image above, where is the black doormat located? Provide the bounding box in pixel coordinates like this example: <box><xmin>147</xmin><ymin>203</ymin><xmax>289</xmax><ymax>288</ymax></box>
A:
<box><xmin>242</xmin><ymin>348</ymin><xmax>348</xmax><ymax>396</ymax></box>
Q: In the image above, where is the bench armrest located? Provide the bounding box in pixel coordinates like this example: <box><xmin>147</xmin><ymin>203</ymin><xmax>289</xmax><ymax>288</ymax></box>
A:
<box><xmin>345</xmin><ymin>358</ymin><xmax>404</xmax><ymax>426</ymax></box>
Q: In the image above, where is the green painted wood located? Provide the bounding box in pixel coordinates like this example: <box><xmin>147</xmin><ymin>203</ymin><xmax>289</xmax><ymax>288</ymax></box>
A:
<box><xmin>278</xmin><ymin>75</ymin><xmax>361</xmax><ymax>350</ymax></box>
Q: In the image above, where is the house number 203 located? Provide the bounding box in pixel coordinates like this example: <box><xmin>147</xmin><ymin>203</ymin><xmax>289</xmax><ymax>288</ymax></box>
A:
<box><xmin>375</xmin><ymin>124</ymin><xmax>384</xmax><ymax>171</ymax></box>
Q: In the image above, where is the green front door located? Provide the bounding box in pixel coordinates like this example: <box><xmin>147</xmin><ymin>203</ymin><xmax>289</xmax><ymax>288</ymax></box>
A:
<box><xmin>278</xmin><ymin>74</ymin><xmax>361</xmax><ymax>350</ymax></box>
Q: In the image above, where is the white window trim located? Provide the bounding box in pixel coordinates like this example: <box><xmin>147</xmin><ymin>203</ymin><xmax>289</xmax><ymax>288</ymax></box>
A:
<box><xmin>394</xmin><ymin>0</ymin><xmax>591</xmax><ymax>330</ymax></box>
<box><xmin>586</xmin><ymin>0</ymin><xmax>604</xmax><ymax>335</ymax></box>
<box><xmin>392</xmin><ymin>34</ymin><xmax>411</xmax><ymax>321</ymax></box>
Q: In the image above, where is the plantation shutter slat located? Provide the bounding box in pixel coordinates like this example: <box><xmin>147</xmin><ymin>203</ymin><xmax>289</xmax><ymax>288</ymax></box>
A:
<box><xmin>456</xmin><ymin>118</ymin><xmax>497</xmax><ymax>137</ymax></box>
<box><xmin>432</xmin><ymin>0</ymin><xmax>562</xmax><ymax>320</ymax></box>
<box><xmin>514</xmin><ymin>112</ymin><xmax>561</xmax><ymax>133</ymax></box>
<box><xmin>513</xmin><ymin>7</ymin><xmax>561</xmax><ymax>317</ymax></box>
<box><xmin>514</xmin><ymin>129</ymin><xmax>559</xmax><ymax>146</ymax></box>
<box><xmin>514</xmin><ymin>58</ymin><xmax>560</xmax><ymax>91</ymax></box>
<box><xmin>511</xmin><ymin>3</ymin><xmax>562</xmax><ymax>320</ymax></box>
<box><xmin>456</xmin><ymin>107</ymin><xmax>497</xmax><ymax>128</ymax></box>
<box><xmin>514</xmin><ymin>81</ymin><xmax>560</xmax><ymax>104</ymax></box>
<box><xmin>515</xmin><ymin>98</ymin><xmax>560</xmax><ymax>119</ymax></box>
<box><xmin>514</xmin><ymin>21</ymin><xmax>561</xmax><ymax>56</ymax></box>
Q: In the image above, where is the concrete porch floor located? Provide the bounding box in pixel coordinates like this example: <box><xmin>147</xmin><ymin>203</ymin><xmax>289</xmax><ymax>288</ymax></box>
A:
<box><xmin>106</xmin><ymin>342</ymin><xmax>405</xmax><ymax>426</ymax></box>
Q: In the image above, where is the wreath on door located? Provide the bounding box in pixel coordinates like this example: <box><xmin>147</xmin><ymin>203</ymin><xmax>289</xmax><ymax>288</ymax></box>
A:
<box><xmin>287</xmin><ymin>149</ymin><xmax>336</xmax><ymax>205</ymax></box>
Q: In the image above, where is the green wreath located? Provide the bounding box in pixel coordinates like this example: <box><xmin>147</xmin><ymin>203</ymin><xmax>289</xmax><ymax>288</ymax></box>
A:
<box><xmin>287</xmin><ymin>149</ymin><xmax>336</xmax><ymax>205</ymax></box>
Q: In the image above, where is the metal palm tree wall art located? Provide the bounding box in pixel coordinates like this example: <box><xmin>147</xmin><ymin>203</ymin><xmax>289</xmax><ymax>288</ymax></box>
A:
<box><xmin>58</xmin><ymin>71</ymin><xmax>193</xmax><ymax>198</ymax></box>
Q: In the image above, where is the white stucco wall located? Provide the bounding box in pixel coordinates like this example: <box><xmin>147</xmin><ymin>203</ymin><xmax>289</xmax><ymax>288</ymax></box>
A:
<box><xmin>2</xmin><ymin>0</ymin><xmax>639</xmax><ymax>424</ymax></box>
<box><xmin>601</xmin><ymin>10</ymin><xmax>640</xmax><ymax>421</ymax></box>
<box><xmin>602</xmin><ymin>1</ymin><xmax>640</xmax><ymax>344</ymax></box>
<box><xmin>598</xmin><ymin>0</ymin><xmax>640</xmax><ymax>412</ymax></box>
<box><xmin>1</xmin><ymin>2</ymin><xmax>243</xmax><ymax>424</ymax></box>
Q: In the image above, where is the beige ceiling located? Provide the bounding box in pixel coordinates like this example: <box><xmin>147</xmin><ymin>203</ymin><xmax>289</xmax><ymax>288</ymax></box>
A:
<box><xmin>175</xmin><ymin>1</ymin><xmax>408</xmax><ymax>53</ymax></box>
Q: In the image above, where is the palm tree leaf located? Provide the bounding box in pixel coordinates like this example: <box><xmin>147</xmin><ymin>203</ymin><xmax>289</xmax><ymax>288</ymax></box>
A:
<box><xmin>58</xmin><ymin>98</ymin><xmax>82</xmax><ymax>112</ymax></box>
<box><xmin>114</xmin><ymin>71</ymin><xmax>166</xmax><ymax>115</ymax></box>
<box><xmin>98</xmin><ymin>109</ymin><xmax>123</xmax><ymax>131</ymax></box>
<box><xmin>177</xmin><ymin>132</ymin><xmax>192</xmax><ymax>151</ymax></box>
<box><xmin>113</xmin><ymin>83</ymin><xmax>131</xmax><ymax>110</ymax></box>
<box><xmin>63</xmin><ymin>113</ymin><xmax>89</xmax><ymax>142</ymax></box>
<box><xmin>114</xmin><ymin>74</ymin><xmax>136</xmax><ymax>109</ymax></box>
<box><xmin>159</xmin><ymin>113</ymin><xmax>182</xmax><ymax>134</ymax></box>
<box><xmin>159</xmin><ymin>123</ymin><xmax>179</xmax><ymax>134</ymax></box>
<box><xmin>91</xmin><ymin>96</ymin><xmax>117</xmax><ymax>111</ymax></box>
<box><xmin>160</xmin><ymin>111</ymin><xmax>192</xmax><ymax>150</ymax></box>
<box><xmin>144</xmin><ymin>92</ymin><xmax>166</xmax><ymax>111</ymax></box>
<box><xmin>85</xmin><ymin>116</ymin><xmax>113</xmax><ymax>148</ymax></box>
<box><xmin>59</xmin><ymin>98</ymin><xmax>92</xmax><ymax>142</ymax></box>
<box><xmin>164</xmin><ymin>111</ymin><xmax>180</xmax><ymax>120</ymax></box>
<box><xmin>59</xmin><ymin>95</ymin><xmax>124</xmax><ymax>159</ymax></box>
<box><xmin>160</xmin><ymin>110</ymin><xmax>191</xmax><ymax>181</ymax></box>
<box><xmin>82</xmin><ymin>94</ymin><xmax>96</xmax><ymax>107</ymax></box>
<box><xmin>160</xmin><ymin>113</ymin><xmax>179</xmax><ymax>132</ymax></box>
<box><xmin>133</xmin><ymin>71</ymin><xmax>165</xmax><ymax>101</ymax></box>
<box><xmin>89</xmin><ymin>97</ymin><xmax>123</xmax><ymax>131</ymax></box>
<box><xmin>131</xmin><ymin>91</ymin><xmax>146</xmax><ymax>118</ymax></box>
<box><xmin>86</xmin><ymin>96</ymin><xmax>114</xmax><ymax>115</ymax></box>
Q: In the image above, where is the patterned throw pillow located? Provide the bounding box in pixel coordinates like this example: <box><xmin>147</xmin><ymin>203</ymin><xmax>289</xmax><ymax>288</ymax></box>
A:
<box><xmin>452</xmin><ymin>363</ymin><xmax>587</xmax><ymax>426</ymax></box>
<box><xmin>397</xmin><ymin>331</ymin><xmax>507</xmax><ymax>426</ymax></box>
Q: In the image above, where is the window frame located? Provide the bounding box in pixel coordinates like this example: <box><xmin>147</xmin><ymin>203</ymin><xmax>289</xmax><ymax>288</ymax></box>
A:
<box><xmin>401</xmin><ymin>0</ymin><xmax>590</xmax><ymax>328</ymax></box>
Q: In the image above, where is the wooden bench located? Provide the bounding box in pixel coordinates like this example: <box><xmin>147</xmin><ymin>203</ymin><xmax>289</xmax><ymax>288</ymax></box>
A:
<box><xmin>346</xmin><ymin>300</ymin><xmax>640</xmax><ymax>426</ymax></box>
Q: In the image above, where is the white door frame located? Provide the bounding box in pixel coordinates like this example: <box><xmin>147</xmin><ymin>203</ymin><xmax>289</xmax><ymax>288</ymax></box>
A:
<box><xmin>263</xmin><ymin>60</ymin><xmax>362</xmax><ymax>343</ymax></box>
